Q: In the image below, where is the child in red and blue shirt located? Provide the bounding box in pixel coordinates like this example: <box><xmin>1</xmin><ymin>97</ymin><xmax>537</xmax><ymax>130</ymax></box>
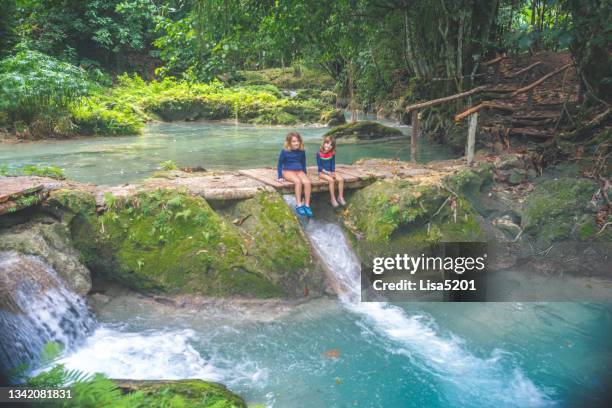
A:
<box><xmin>316</xmin><ymin>136</ymin><xmax>345</xmax><ymax>208</ymax></box>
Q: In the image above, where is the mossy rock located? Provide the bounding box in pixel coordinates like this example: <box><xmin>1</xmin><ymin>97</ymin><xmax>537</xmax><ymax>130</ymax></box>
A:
<box><xmin>325</xmin><ymin>121</ymin><xmax>403</xmax><ymax>141</ymax></box>
<box><xmin>344</xmin><ymin>178</ymin><xmax>482</xmax><ymax>262</ymax></box>
<box><xmin>249</xmin><ymin>111</ymin><xmax>299</xmax><ymax>125</ymax></box>
<box><xmin>71</xmin><ymin>189</ymin><xmax>288</xmax><ymax>297</ymax></box>
<box><xmin>320</xmin><ymin>109</ymin><xmax>346</xmax><ymax>127</ymax></box>
<box><xmin>44</xmin><ymin>188</ymin><xmax>97</xmax><ymax>223</ymax></box>
<box><xmin>113</xmin><ymin>379</ymin><xmax>246</xmax><ymax>408</ymax></box>
<box><xmin>231</xmin><ymin>191</ymin><xmax>322</xmax><ymax>296</ymax></box>
<box><xmin>149</xmin><ymin>98</ymin><xmax>231</xmax><ymax>121</ymax></box>
<box><xmin>521</xmin><ymin>177</ymin><xmax>599</xmax><ymax>245</ymax></box>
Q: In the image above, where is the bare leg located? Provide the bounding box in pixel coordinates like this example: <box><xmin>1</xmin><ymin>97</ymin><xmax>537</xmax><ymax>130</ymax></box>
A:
<box><xmin>335</xmin><ymin>174</ymin><xmax>345</xmax><ymax>201</ymax></box>
<box><xmin>319</xmin><ymin>173</ymin><xmax>337</xmax><ymax>205</ymax></box>
<box><xmin>297</xmin><ymin>172</ymin><xmax>312</xmax><ymax>206</ymax></box>
<box><xmin>283</xmin><ymin>170</ymin><xmax>303</xmax><ymax>206</ymax></box>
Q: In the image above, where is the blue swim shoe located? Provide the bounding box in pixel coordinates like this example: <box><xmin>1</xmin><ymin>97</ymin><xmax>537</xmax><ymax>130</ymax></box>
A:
<box><xmin>303</xmin><ymin>206</ymin><xmax>314</xmax><ymax>218</ymax></box>
<box><xmin>295</xmin><ymin>205</ymin><xmax>307</xmax><ymax>217</ymax></box>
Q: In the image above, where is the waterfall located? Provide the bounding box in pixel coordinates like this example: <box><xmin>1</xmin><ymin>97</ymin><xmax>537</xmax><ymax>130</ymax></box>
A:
<box><xmin>0</xmin><ymin>251</ymin><xmax>96</xmax><ymax>375</ymax></box>
<box><xmin>294</xmin><ymin>202</ymin><xmax>553</xmax><ymax>407</ymax></box>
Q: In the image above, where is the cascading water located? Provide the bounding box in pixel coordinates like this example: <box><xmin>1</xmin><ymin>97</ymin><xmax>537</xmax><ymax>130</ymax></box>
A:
<box><xmin>0</xmin><ymin>251</ymin><xmax>96</xmax><ymax>376</ymax></box>
<box><xmin>298</xmin><ymin>209</ymin><xmax>553</xmax><ymax>407</ymax></box>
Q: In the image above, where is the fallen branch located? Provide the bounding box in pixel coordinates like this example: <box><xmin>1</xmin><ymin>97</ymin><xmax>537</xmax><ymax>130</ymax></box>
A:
<box><xmin>483</xmin><ymin>53</ymin><xmax>507</xmax><ymax>66</ymax></box>
<box><xmin>405</xmin><ymin>86</ymin><xmax>488</xmax><ymax>112</ymax></box>
<box><xmin>506</xmin><ymin>61</ymin><xmax>541</xmax><ymax>78</ymax></box>
<box><xmin>454</xmin><ymin>102</ymin><xmax>514</xmax><ymax>122</ymax></box>
<box><xmin>596</xmin><ymin>222</ymin><xmax>611</xmax><ymax>235</ymax></box>
<box><xmin>509</xmin><ymin>127</ymin><xmax>551</xmax><ymax>139</ymax></box>
<box><xmin>557</xmin><ymin>108</ymin><xmax>611</xmax><ymax>141</ymax></box>
<box><xmin>512</xmin><ymin>63</ymin><xmax>571</xmax><ymax>96</ymax></box>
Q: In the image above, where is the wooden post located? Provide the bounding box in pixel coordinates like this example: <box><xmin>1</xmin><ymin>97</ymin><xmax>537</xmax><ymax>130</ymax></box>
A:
<box><xmin>466</xmin><ymin>112</ymin><xmax>477</xmax><ymax>165</ymax></box>
<box><xmin>411</xmin><ymin>110</ymin><xmax>419</xmax><ymax>163</ymax></box>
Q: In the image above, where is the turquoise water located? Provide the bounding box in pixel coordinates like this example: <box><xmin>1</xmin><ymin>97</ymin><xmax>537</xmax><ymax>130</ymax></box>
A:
<box><xmin>5</xmin><ymin>121</ymin><xmax>609</xmax><ymax>406</ymax></box>
<box><xmin>55</xmin><ymin>216</ymin><xmax>612</xmax><ymax>407</ymax></box>
<box><xmin>59</xmin><ymin>299</ymin><xmax>612</xmax><ymax>407</ymax></box>
<box><xmin>0</xmin><ymin>120</ymin><xmax>456</xmax><ymax>186</ymax></box>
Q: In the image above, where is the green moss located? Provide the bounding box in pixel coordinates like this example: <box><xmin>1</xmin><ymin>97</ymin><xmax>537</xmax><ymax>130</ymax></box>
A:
<box><xmin>90</xmin><ymin>189</ymin><xmax>283</xmax><ymax>296</ymax></box>
<box><xmin>110</xmin><ymin>380</ymin><xmax>246</xmax><ymax>408</ymax></box>
<box><xmin>345</xmin><ymin>179</ymin><xmax>482</xmax><ymax>260</ymax></box>
<box><xmin>46</xmin><ymin>189</ymin><xmax>96</xmax><ymax>215</ymax></box>
<box><xmin>522</xmin><ymin>177</ymin><xmax>598</xmax><ymax>245</ymax></box>
<box><xmin>576</xmin><ymin>216</ymin><xmax>599</xmax><ymax>241</ymax></box>
<box><xmin>231</xmin><ymin>191</ymin><xmax>321</xmax><ymax>296</ymax></box>
<box><xmin>234</xmin><ymin>192</ymin><xmax>309</xmax><ymax>271</ymax></box>
<box><xmin>325</xmin><ymin>121</ymin><xmax>403</xmax><ymax>141</ymax></box>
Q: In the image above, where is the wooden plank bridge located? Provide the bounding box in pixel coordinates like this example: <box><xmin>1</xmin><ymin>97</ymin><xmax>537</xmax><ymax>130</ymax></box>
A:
<box><xmin>0</xmin><ymin>159</ymin><xmax>465</xmax><ymax>214</ymax></box>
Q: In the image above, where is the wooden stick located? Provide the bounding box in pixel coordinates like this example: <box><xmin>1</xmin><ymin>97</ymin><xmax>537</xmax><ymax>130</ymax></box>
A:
<box><xmin>411</xmin><ymin>110</ymin><xmax>418</xmax><ymax>163</ymax></box>
<box><xmin>466</xmin><ymin>112</ymin><xmax>478</xmax><ymax>165</ymax></box>
<box><xmin>454</xmin><ymin>102</ymin><xmax>514</xmax><ymax>122</ymax></box>
<box><xmin>512</xmin><ymin>63</ymin><xmax>571</xmax><ymax>96</ymax></box>
<box><xmin>506</xmin><ymin>61</ymin><xmax>541</xmax><ymax>78</ymax></box>
<box><xmin>483</xmin><ymin>53</ymin><xmax>507</xmax><ymax>66</ymax></box>
<box><xmin>405</xmin><ymin>86</ymin><xmax>487</xmax><ymax>112</ymax></box>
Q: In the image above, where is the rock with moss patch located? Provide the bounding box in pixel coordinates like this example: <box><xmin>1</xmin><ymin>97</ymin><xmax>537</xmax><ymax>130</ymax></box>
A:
<box><xmin>325</xmin><ymin>121</ymin><xmax>403</xmax><ymax>141</ymax></box>
<box><xmin>230</xmin><ymin>191</ymin><xmax>323</xmax><ymax>297</ymax></box>
<box><xmin>71</xmin><ymin>188</ymin><xmax>321</xmax><ymax>298</ymax></box>
<box><xmin>113</xmin><ymin>379</ymin><xmax>246</xmax><ymax>408</ymax></box>
<box><xmin>521</xmin><ymin>177</ymin><xmax>599</xmax><ymax>246</ymax></box>
<box><xmin>44</xmin><ymin>189</ymin><xmax>97</xmax><ymax>223</ymax></box>
<box><xmin>149</xmin><ymin>98</ymin><xmax>231</xmax><ymax>121</ymax></box>
<box><xmin>344</xmin><ymin>177</ymin><xmax>482</xmax><ymax>262</ymax></box>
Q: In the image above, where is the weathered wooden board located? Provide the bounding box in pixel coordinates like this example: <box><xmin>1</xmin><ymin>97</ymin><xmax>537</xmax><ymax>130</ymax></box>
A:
<box><xmin>164</xmin><ymin>173</ymin><xmax>275</xmax><ymax>200</ymax></box>
<box><xmin>239</xmin><ymin>166</ymin><xmax>371</xmax><ymax>194</ymax></box>
<box><xmin>0</xmin><ymin>178</ymin><xmax>45</xmax><ymax>203</ymax></box>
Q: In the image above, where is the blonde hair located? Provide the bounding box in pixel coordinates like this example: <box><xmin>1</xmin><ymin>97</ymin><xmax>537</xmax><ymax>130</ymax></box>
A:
<box><xmin>320</xmin><ymin>135</ymin><xmax>336</xmax><ymax>153</ymax></box>
<box><xmin>284</xmin><ymin>131</ymin><xmax>305</xmax><ymax>150</ymax></box>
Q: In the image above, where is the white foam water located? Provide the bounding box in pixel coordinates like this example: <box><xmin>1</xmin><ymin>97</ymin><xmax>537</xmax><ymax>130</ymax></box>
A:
<box><xmin>301</xmin><ymin>215</ymin><xmax>554</xmax><ymax>407</ymax></box>
<box><xmin>55</xmin><ymin>326</ymin><xmax>267</xmax><ymax>388</ymax></box>
<box><xmin>0</xmin><ymin>252</ymin><xmax>96</xmax><ymax>373</ymax></box>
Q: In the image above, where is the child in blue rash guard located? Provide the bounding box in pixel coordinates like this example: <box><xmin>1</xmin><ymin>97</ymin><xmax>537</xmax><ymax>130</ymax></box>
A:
<box><xmin>316</xmin><ymin>135</ymin><xmax>345</xmax><ymax>208</ymax></box>
<box><xmin>277</xmin><ymin>132</ymin><xmax>313</xmax><ymax>217</ymax></box>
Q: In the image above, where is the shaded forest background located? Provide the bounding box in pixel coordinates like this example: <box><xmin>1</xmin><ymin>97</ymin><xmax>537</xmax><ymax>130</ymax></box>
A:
<box><xmin>0</xmin><ymin>0</ymin><xmax>609</xmax><ymax>139</ymax></box>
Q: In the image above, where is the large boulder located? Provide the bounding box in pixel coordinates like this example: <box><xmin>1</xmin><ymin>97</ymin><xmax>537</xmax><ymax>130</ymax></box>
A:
<box><xmin>230</xmin><ymin>191</ymin><xmax>324</xmax><ymax>297</ymax></box>
<box><xmin>343</xmin><ymin>171</ymin><xmax>484</xmax><ymax>263</ymax></box>
<box><xmin>324</xmin><ymin>120</ymin><xmax>403</xmax><ymax>141</ymax></box>
<box><xmin>67</xmin><ymin>188</ymin><xmax>322</xmax><ymax>298</ymax></box>
<box><xmin>521</xmin><ymin>177</ymin><xmax>603</xmax><ymax>245</ymax></box>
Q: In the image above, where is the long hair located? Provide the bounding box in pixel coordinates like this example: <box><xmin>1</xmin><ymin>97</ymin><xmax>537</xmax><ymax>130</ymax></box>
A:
<box><xmin>320</xmin><ymin>135</ymin><xmax>336</xmax><ymax>153</ymax></box>
<box><xmin>284</xmin><ymin>131</ymin><xmax>304</xmax><ymax>150</ymax></box>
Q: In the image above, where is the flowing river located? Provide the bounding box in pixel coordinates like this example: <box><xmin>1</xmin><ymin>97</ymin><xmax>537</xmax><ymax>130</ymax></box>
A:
<box><xmin>1</xmin><ymin>120</ymin><xmax>611</xmax><ymax>406</ymax></box>
<box><xmin>41</xmin><ymin>213</ymin><xmax>612</xmax><ymax>407</ymax></box>
<box><xmin>0</xmin><ymin>118</ymin><xmax>455</xmax><ymax>185</ymax></box>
